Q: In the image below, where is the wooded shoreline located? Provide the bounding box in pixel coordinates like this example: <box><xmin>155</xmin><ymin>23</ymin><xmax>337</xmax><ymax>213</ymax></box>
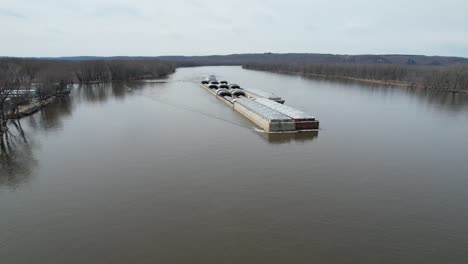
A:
<box><xmin>243</xmin><ymin>63</ymin><xmax>468</xmax><ymax>94</ymax></box>
<box><xmin>246</xmin><ymin>67</ymin><xmax>416</xmax><ymax>87</ymax></box>
<box><xmin>2</xmin><ymin>56</ymin><xmax>468</xmax><ymax>133</ymax></box>
<box><xmin>1</xmin><ymin>58</ymin><xmax>178</xmax><ymax>132</ymax></box>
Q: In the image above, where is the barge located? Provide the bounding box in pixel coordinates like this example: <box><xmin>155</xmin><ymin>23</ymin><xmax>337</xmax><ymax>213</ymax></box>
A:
<box><xmin>200</xmin><ymin>75</ymin><xmax>319</xmax><ymax>133</ymax></box>
<box><xmin>243</xmin><ymin>88</ymin><xmax>285</xmax><ymax>104</ymax></box>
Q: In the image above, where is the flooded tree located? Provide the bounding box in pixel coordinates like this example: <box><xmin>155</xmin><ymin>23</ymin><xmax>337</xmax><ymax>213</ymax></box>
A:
<box><xmin>0</xmin><ymin>61</ymin><xmax>22</xmax><ymax>132</ymax></box>
<box><xmin>35</xmin><ymin>63</ymin><xmax>74</xmax><ymax>98</ymax></box>
<box><xmin>0</xmin><ymin>57</ymin><xmax>177</xmax><ymax>133</ymax></box>
<box><xmin>0</xmin><ymin>118</ymin><xmax>36</xmax><ymax>188</ymax></box>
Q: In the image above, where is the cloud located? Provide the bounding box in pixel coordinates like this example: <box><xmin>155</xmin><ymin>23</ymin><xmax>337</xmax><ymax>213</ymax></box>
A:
<box><xmin>0</xmin><ymin>8</ymin><xmax>26</xmax><ymax>19</ymax></box>
<box><xmin>91</xmin><ymin>4</ymin><xmax>145</xmax><ymax>18</ymax></box>
<box><xmin>0</xmin><ymin>0</ymin><xmax>467</xmax><ymax>57</ymax></box>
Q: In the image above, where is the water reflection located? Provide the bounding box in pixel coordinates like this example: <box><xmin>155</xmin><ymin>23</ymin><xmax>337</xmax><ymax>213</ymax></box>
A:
<box><xmin>74</xmin><ymin>82</ymin><xmax>148</xmax><ymax>103</ymax></box>
<box><xmin>0</xmin><ymin>121</ymin><xmax>36</xmax><ymax>189</ymax></box>
<box><xmin>26</xmin><ymin>96</ymin><xmax>73</xmax><ymax>132</ymax></box>
<box><xmin>257</xmin><ymin>130</ymin><xmax>319</xmax><ymax>144</ymax></box>
<box><xmin>297</xmin><ymin>75</ymin><xmax>468</xmax><ymax>112</ymax></box>
<box><xmin>74</xmin><ymin>83</ymin><xmax>119</xmax><ymax>103</ymax></box>
<box><xmin>1</xmin><ymin>67</ymin><xmax>468</xmax><ymax>263</ymax></box>
<box><xmin>403</xmin><ymin>88</ymin><xmax>468</xmax><ymax>112</ymax></box>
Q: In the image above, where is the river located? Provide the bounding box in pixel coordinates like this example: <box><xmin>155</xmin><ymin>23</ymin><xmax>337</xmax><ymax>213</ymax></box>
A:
<box><xmin>1</xmin><ymin>66</ymin><xmax>468</xmax><ymax>263</ymax></box>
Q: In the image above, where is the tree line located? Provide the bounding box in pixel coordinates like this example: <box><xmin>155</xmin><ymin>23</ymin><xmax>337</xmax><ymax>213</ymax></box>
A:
<box><xmin>243</xmin><ymin>62</ymin><xmax>468</xmax><ymax>92</ymax></box>
<box><xmin>0</xmin><ymin>58</ymin><xmax>178</xmax><ymax>132</ymax></box>
<box><xmin>73</xmin><ymin>59</ymin><xmax>178</xmax><ymax>83</ymax></box>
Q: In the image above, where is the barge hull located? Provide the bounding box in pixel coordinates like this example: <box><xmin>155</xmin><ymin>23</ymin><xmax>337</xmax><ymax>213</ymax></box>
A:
<box><xmin>233</xmin><ymin>98</ymin><xmax>296</xmax><ymax>132</ymax></box>
<box><xmin>200</xmin><ymin>83</ymin><xmax>318</xmax><ymax>133</ymax></box>
<box><xmin>254</xmin><ymin>97</ymin><xmax>319</xmax><ymax>130</ymax></box>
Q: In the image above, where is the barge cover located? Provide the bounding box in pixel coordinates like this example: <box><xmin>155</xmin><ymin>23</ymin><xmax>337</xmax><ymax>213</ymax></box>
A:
<box><xmin>234</xmin><ymin>98</ymin><xmax>291</xmax><ymax>122</ymax></box>
<box><xmin>254</xmin><ymin>98</ymin><xmax>315</xmax><ymax>120</ymax></box>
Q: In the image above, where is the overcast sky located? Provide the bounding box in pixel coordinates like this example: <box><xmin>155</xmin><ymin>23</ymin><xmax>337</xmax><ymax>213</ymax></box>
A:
<box><xmin>1</xmin><ymin>0</ymin><xmax>467</xmax><ymax>57</ymax></box>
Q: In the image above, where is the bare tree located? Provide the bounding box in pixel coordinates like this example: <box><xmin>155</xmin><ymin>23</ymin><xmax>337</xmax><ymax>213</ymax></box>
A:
<box><xmin>0</xmin><ymin>61</ymin><xmax>22</xmax><ymax>133</ymax></box>
<box><xmin>243</xmin><ymin>62</ymin><xmax>468</xmax><ymax>92</ymax></box>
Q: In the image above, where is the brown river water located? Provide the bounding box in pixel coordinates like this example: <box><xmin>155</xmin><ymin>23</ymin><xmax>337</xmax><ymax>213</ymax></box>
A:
<box><xmin>1</xmin><ymin>66</ymin><xmax>468</xmax><ymax>263</ymax></box>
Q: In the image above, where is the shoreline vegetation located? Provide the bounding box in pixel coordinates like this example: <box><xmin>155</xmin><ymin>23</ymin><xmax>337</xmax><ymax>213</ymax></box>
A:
<box><xmin>0</xmin><ymin>58</ymin><xmax>181</xmax><ymax>132</ymax></box>
<box><xmin>2</xmin><ymin>53</ymin><xmax>468</xmax><ymax>132</ymax></box>
<box><xmin>246</xmin><ymin>67</ymin><xmax>417</xmax><ymax>88</ymax></box>
<box><xmin>242</xmin><ymin>63</ymin><xmax>468</xmax><ymax>94</ymax></box>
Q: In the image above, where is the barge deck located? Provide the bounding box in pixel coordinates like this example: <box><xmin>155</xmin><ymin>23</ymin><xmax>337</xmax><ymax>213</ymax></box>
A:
<box><xmin>200</xmin><ymin>79</ymin><xmax>319</xmax><ymax>133</ymax></box>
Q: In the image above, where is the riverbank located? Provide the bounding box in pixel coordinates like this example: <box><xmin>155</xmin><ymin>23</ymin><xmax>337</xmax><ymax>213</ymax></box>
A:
<box><xmin>242</xmin><ymin>65</ymin><xmax>417</xmax><ymax>87</ymax></box>
<box><xmin>242</xmin><ymin>65</ymin><xmax>468</xmax><ymax>94</ymax></box>
<box><xmin>9</xmin><ymin>97</ymin><xmax>56</xmax><ymax>119</ymax></box>
<box><xmin>1</xmin><ymin>97</ymin><xmax>56</xmax><ymax>133</ymax></box>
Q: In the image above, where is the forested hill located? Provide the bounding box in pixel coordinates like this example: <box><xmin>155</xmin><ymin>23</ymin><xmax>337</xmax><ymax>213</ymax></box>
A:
<box><xmin>158</xmin><ymin>53</ymin><xmax>468</xmax><ymax>67</ymax></box>
<box><xmin>3</xmin><ymin>53</ymin><xmax>467</xmax><ymax>92</ymax></box>
<box><xmin>37</xmin><ymin>53</ymin><xmax>468</xmax><ymax>67</ymax></box>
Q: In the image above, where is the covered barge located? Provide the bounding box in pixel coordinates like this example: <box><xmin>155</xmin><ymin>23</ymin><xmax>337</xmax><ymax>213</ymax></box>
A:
<box><xmin>200</xmin><ymin>76</ymin><xmax>319</xmax><ymax>133</ymax></box>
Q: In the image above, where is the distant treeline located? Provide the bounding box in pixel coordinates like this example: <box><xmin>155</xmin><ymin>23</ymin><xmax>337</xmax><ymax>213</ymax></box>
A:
<box><xmin>162</xmin><ymin>53</ymin><xmax>468</xmax><ymax>67</ymax></box>
<box><xmin>243</xmin><ymin>63</ymin><xmax>468</xmax><ymax>92</ymax></box>
<box><xmin>0</xmin><ymin>58</ymin><xmax>182</xmax><ymax>130</ymax></box>
<box><xmin>51</xmin><ymin>53</ymin><xmax>468</xmax><ymax>67</ymax></box>
<box><xmin>0</xmin><ymin>58</ymin><xmax>179</xmax><ymax>85</ymax></box>
<box><xmin>74</xmin><ymin>60</ymin><xmax>180</xmax><ymax>83</ymax></box>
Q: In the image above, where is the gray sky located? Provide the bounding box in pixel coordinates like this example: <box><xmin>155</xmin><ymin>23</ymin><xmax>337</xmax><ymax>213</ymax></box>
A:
<box><xmin>1</xmin><ymin>0</ymin><xmax>468</xmax><ymax>57</ymax></box>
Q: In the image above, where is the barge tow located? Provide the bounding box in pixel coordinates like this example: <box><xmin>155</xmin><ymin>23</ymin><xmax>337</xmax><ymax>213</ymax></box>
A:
<box><xmin>200</xmin><ymin>76</ymin><xmax>319</xmax><ymax>133</ymax></box>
